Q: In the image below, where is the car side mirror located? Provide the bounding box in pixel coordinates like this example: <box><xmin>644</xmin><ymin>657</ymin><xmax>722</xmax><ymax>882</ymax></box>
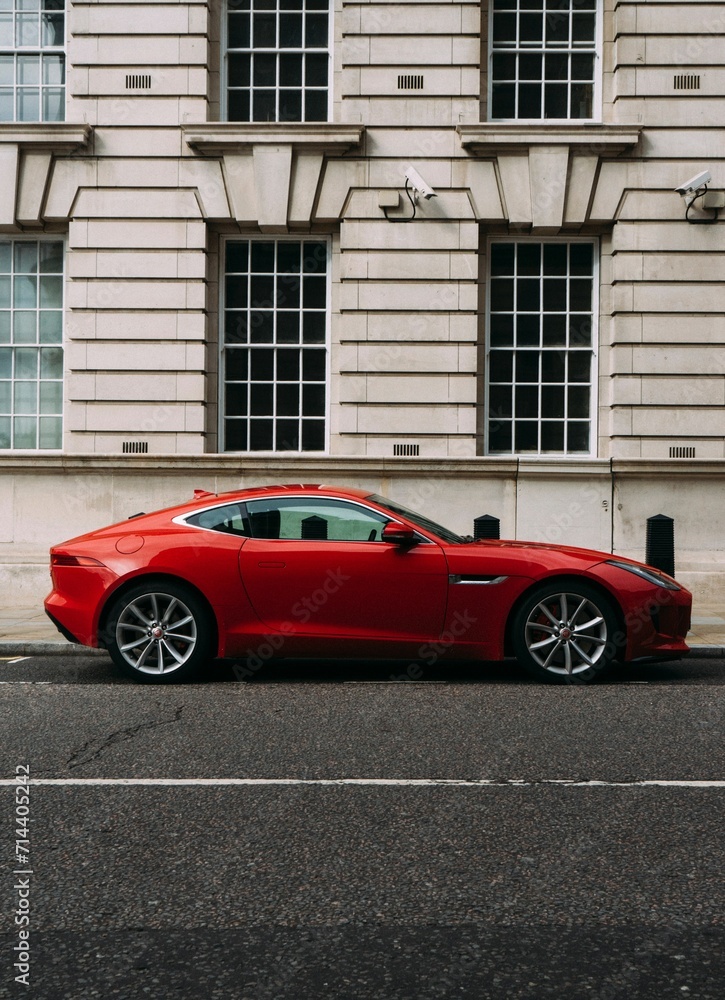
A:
<box><xmin>382</xmin><ymin>521</ymin><xmax>417</xmax><ymax>546</ymax></box>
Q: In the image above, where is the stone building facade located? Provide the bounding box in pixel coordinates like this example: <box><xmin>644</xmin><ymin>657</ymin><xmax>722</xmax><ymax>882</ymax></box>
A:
<box><xmin>1</xmin><ymin>0</ymin><xmax>724</xmax><ymax>606</ymax></box>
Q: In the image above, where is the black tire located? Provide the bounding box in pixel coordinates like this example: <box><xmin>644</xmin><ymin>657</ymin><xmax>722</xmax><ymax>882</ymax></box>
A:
<box><xmin>511</xmin><ymin>580</ymin><xmax>621</xmax><ymax>684</ymax></box>
<box><xmin>104</xmin><ymin>580</ymin><xmax>214</xmax><ymax>683</ymax></box>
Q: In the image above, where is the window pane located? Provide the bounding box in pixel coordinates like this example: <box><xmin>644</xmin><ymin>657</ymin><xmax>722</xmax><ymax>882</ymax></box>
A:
<box><xmin>38</xmin><ymin>414</ymin><xmax>61</xmax><ymax>448</ymax></box>
<box><xmin>18</xmin><ymin>54</ymin><xmax>39</xmax><ymax>84</ymax></box>
<box><xmin>304</xmin><ymin>88</ymin><xmax>327</xmax><ymax>121</ymax></box>
<box><xmin>39</xmin><ymin>346</ymin><xmax>62</xmax><ymax>378</ymax></box>
<box><xmin>541</xmin><ymin>421</ymin><xmax>564</xmax><ymax>451</ymax></box>
<box><xmin>0</xmin><ymin>14</ymin><xmax>12</xmax><ymax>47</ymax></box>
<box><xmin>227</xmin><ymin>12</ymin><xmax>250</xmax><ymax>48</ymax></box>
<box><xmin>14</xmin><ymin>311</ymin><xmax>36</xmax><ymax>343</ymax></box>
<box><xmin>15</xmin><ymin>276</ymin><xmax>37</xmax><ymax>307</ymax></box>
<box><xmin>301</xmin><ymin>419</ymin><xmax>324</xmax><ymax>451</ymax></box>
<box><xmin>305</xmin><ymin>53</ymin><xmax>327</xmax><ymax>87</ymax></box>
<box><xmin>490</xmin><ymin>314</ymin><xmax>514</xmax><ymax>347</ymax></box>
<box><xmin>228</xmin><ymin>89</ymin><xmax>250</xmax><ymax>121</ymax></box>
<box><xmin>280</xmin><ymin>12</ymin><xmax>302</xmax><ymax>47</ymax></box>
<box><xmin>17</xmin><ymin>14</ymin><xmax>39</xmax><ymax>46</ymax></box>
<box><xmin>14</xmin><ymin>380</ymin><xmax>36</xmax><ymax>414</ymax></box>
<box><xmin>18</xmin><ymin>87</ymin><xmax>39</xmax><ymax>121</ymax></box>
<box><xmin>39</xmin><ymin>379</ymin><xmax>61</xmax><ymax>413</ymax></box>
<box><xmin>253</xmin><ymin>12</ymin><xmax>276</xmax><ymax>47</ymax></box>
<box><xmin>515</xmin><ymin>422</ymin><xmax>538</xmax><ymax>452</ymax></box>
<box><xmin>228</xmin><ymin>53</ymin><xmax>250</xmax><ymax>87</ymax></box>
<box><xmin>14</xmin><ymin>416</ymin><xmax>37</xmax><ymax>448</ymax></box>
<box><xmin>279</xmin><ymin>88</ymin><xmax>302</xmax><ymax>121</ymax></box>
<box><xmin>225</xmin><ymin>419</ymin><xmax>248</xmax><ymax>451</ymax></box>
<box><xmin>253</xmin><ymin>53</ymin><xmax>276</xmax><ymax>86</ymax></box>
<box><xmin>39</xmin><ymin>275</ymin><xmax>62</xmax><ymax>307</ymax></box>
<box><xmin>41</xmin><ymin>12</ymin><xmax>64</xmax><ymax>47</ymax></box>
<box><xmin>305</xmin><ymin>12</ymin><xmax>328</xmax><ymax>47</ymax></box>
<box><xmin>14</xmin><ymin>241</ymin><xmax>38</xmax><ymax>273</ymax></box>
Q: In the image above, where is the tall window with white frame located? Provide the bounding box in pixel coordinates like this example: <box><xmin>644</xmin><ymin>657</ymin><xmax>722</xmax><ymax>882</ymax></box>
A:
<box><xmin>222</xmin><ymin>238</ymin><xmax>328</xmax><ymax>452</ymax></box>
<box><xmin>489</xmin><ymin>0</ymin><xmax>597</xmax><ymax>120</ymax></box>
<box><xmin>0</xmin><ymin>240</ymin><xmax>64</xmax><ymax>450</ymax></box>
<box><xmin>486</xmin><ymin>241</ymin><xmax>596</xmax><ymax>455</ymax></box>
<box><xmin>0</xmin><ymin>0</ymin><xmax>65</xmax><ymax>122</ymax></box>
<box><xmin>225</xmin><ymin>0</ymin><xmax>330</xmax><ymax>122</ymax></box>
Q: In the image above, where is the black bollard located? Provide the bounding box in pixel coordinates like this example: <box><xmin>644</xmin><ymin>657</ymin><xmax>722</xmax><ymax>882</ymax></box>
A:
<box><xmin>473</xmin><ymin>514</ymin><xmax>500</xmax><ymax>540</ymax></box>
<box><xmin>646</xmin><ymin>514</ymin><xmax>675</xmax><ymax>577</ymax></box>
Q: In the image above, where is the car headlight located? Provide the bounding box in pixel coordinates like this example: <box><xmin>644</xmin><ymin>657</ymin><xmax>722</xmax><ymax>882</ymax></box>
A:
<box><xmin>605</xmin><ymin>559</ymin><xmax>681</xmax><ymax>591</ymax></box>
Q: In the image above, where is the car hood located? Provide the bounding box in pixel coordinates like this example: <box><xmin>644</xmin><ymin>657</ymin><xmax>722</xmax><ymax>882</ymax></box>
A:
<box><xmin>444</xmin><ymin>537</ymin><xmax>630</xmax><ymax>578</ymax></box>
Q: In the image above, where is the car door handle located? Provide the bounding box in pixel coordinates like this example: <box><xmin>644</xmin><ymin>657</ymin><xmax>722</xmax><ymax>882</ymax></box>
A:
<box><xmin>257</xmin><ymin>561</ymin><xmax>286</xmax><ymax>569</ymax></box>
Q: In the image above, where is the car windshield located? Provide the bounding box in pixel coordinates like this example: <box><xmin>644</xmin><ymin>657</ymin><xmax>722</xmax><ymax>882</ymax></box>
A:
<box><xmin>369</xmin><ymin>494</ymin><xmax>465</xmax><ymax>544</ymax></box>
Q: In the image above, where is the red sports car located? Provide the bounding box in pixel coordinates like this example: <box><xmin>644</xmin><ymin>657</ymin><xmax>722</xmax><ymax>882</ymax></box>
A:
<box><xmin>44</xmin><ymin>484</ymin><xmax>691</xmax><ymax>684</ymax></box>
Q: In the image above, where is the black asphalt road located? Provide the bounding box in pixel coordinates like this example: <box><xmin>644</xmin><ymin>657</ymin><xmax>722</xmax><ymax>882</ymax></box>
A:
<box><xmin>1</xmin><ymin>653</ymin><xmax>723</xmax><ymax>999</ymax></box>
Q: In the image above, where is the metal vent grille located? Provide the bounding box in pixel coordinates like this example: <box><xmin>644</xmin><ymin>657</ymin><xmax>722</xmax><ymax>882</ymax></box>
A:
<box><xmin>669</xmin><ymin>446</ymin><xmax>696</xmax><ymax>458</ymax></box>
<box><xmin>674</xmin><ymin>74</ymin><xmax>700</xmax><ymax>90</ymax></box>
<box><xmin>393</xmin><ymin>443</ymin><xmax>420</xmax><ymax>457</ymax></box>
<box><xmin>397</xmin><ymin>74</ymin><xmax>424</xmax><ymax>90</ymax></box>
<box><xmin>126</xmin><ymin>74</ymin><xmax>152</xmax><ymax>90</ymax></box>
<box><xmin>122</xmin><ymin>441</ymin><xmax>149</xmax><ymax>454</ymax></box>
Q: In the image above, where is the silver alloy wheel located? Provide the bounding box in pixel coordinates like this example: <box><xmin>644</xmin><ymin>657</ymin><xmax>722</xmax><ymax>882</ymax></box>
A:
<box><xmin>524</xmin><ymin>591</ymin><xmax>608</xmax><ymax>677</ymax></box>
<box><xmin>115</xmin><ymin>591</ymin><xmax>198</xmax><ymax>675</ymax></box>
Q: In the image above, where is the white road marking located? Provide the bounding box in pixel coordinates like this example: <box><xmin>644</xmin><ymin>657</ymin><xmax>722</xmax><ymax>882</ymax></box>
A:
<box><xmin>0</xmin><ymin>778</ymin><xmax>722</xmax><ymax>788</ymax></box>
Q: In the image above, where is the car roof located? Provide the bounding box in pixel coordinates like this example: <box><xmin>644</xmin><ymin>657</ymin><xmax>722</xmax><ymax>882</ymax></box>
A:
<box><xmin>212</xmin><ymin>484</ymin><xmax>372</xmax><ymax>502</ymax></box>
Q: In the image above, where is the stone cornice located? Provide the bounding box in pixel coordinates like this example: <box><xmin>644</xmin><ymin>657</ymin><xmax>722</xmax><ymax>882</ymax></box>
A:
<box><xmin>182</xmin><ymin>123</ymin><xmax>365</xmax><ymax>155</ymax></box>
<box><xmin>457</xmin><ymin>123</ymin><xmax>642</xmax><ymax>155</ymax></box>
<box><xmin>2</xmin><ymin>456</ymin><xmax>724</xmax><ymax>478</ymax></box>
<box><xmin>0</xmin><ymin>122</ymin><xmax>91</xmax><ymax>151</ymax></box>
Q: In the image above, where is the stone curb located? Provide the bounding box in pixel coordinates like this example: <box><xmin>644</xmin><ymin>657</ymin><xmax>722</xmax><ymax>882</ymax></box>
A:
<box><xmin>0</xmin><ymin>641</ymin><xmax>107</xmax><ymax>657</ymax></box>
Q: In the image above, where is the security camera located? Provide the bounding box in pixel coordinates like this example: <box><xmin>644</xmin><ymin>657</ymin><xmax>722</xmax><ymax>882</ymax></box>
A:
<box><xmin>404</xmin><ymin>166</ymin><xmax>437</xmax><ymax>201</ymax></box>
<box><xmin>675</xmin><ymin>170</ymin><xmax>711</xmax><ymax>197</ymax></box>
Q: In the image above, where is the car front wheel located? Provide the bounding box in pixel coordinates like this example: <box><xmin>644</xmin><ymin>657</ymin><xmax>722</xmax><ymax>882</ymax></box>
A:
<box><xmin>511</xmin><ymin>581</ymin><xmax>620</xmax><ymax>684</ymax></box>
<box><xmin>105</xmin><ymin>581</ymin><xmax>214</xmax><ymax>683</ymax></box>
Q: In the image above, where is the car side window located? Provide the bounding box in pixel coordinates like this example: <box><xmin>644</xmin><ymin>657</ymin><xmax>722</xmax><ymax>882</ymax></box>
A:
<box><xmin>246</xmin><ymin>498</ymin><xmax>389</xmax><ymax>542</ymax></box>
<box><xmin>186</xmin><ymin>504</ymin><xmax>249</xmax><ymax>536</ymax></box>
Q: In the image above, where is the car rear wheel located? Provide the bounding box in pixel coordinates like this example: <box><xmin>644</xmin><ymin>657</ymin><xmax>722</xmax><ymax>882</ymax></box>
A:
<box><xmin>511</xmin><ymin>581</ymin><xmax>620</xmax><ymax>684</ymax></box>
<box><xmin>105</xmin><ymin>581</ymin><xmax>214</xmax><ymax>683</ymax></box>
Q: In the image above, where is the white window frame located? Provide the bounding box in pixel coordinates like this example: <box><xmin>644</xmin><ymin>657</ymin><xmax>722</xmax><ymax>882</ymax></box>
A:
<box><xmin>219</xmin><ymin>235</ymin><xmax>331</xmax><ymax>454</ymax></box>
<box><xmin>0</xmin><ymin>236</ymin><xmax>65</xmax><ymax>452</ymax></box>
<box><xmin>484</xmin><ymin>236</ymin><xmax>599</xmax><ymax>458</ymax></box>
<box><xmin>487</xmin><ymin>0</ymin><xmax>602</xmax><ymax>124</ymax></box>
<box><xmin>221</xmin><ymin>0</ymin><xmax>332</xmax><ymax>124</ymax></box>
<box><xmin>0</xmin><ymin>0</ymin><xmax>66</xmax><ymax>123</ymax></box>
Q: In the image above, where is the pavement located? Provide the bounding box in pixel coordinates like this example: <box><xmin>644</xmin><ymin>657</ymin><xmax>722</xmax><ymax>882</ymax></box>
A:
<box><xmin>0</xmin><ymin>604</ymin><xmax>724</xmax><ymax>657</ymax></box>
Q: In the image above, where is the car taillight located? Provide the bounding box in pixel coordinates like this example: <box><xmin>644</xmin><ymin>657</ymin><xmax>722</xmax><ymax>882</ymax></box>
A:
<box><xmin>51</xmin><ymin>554</ymin><xmax>106</xmax><ymax>568</ymax></box>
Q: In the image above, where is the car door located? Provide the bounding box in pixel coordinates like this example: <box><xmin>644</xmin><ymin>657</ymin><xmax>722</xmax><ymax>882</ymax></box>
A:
<box><xmin>239</xmin><ymin>496</ymin><xmax>449</xmax><ymax>641</ymax></box>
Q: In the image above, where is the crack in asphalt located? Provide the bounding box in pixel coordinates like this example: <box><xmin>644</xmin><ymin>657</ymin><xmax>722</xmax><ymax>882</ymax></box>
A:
<box><xmin>66</xmin><ymin>705</ymin><xmax>184</xmax><ymax>770</ymax></box>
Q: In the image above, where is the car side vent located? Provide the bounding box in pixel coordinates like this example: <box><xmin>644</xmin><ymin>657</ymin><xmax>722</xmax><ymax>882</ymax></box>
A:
<box><xmin>122</xmin><ymin>441</ymin><xmax>149</xmax><ymax>454</ymax></box>
<box><xmin>669</xmin><ymin>446</ymin><xmax>696</xmax><ymax>458</ymax></box>
<box><xmin>393</xmin><ymin>443</ymin><xmax>420</xmax><ymax>457</ymax></box>
<box><xmin>126</xmin><ymin>74</ymin><xmax>152</xmax><ymax>90</ymax></box>
<box><xmin>674</xmin><ymin>74</ymin><xmax>700</xmax><ymax>90</ymax></box>
<box><xmin>398</xmin><ymin>74</ymin><xmax>424</xmax><ymax>90</ymax></box>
